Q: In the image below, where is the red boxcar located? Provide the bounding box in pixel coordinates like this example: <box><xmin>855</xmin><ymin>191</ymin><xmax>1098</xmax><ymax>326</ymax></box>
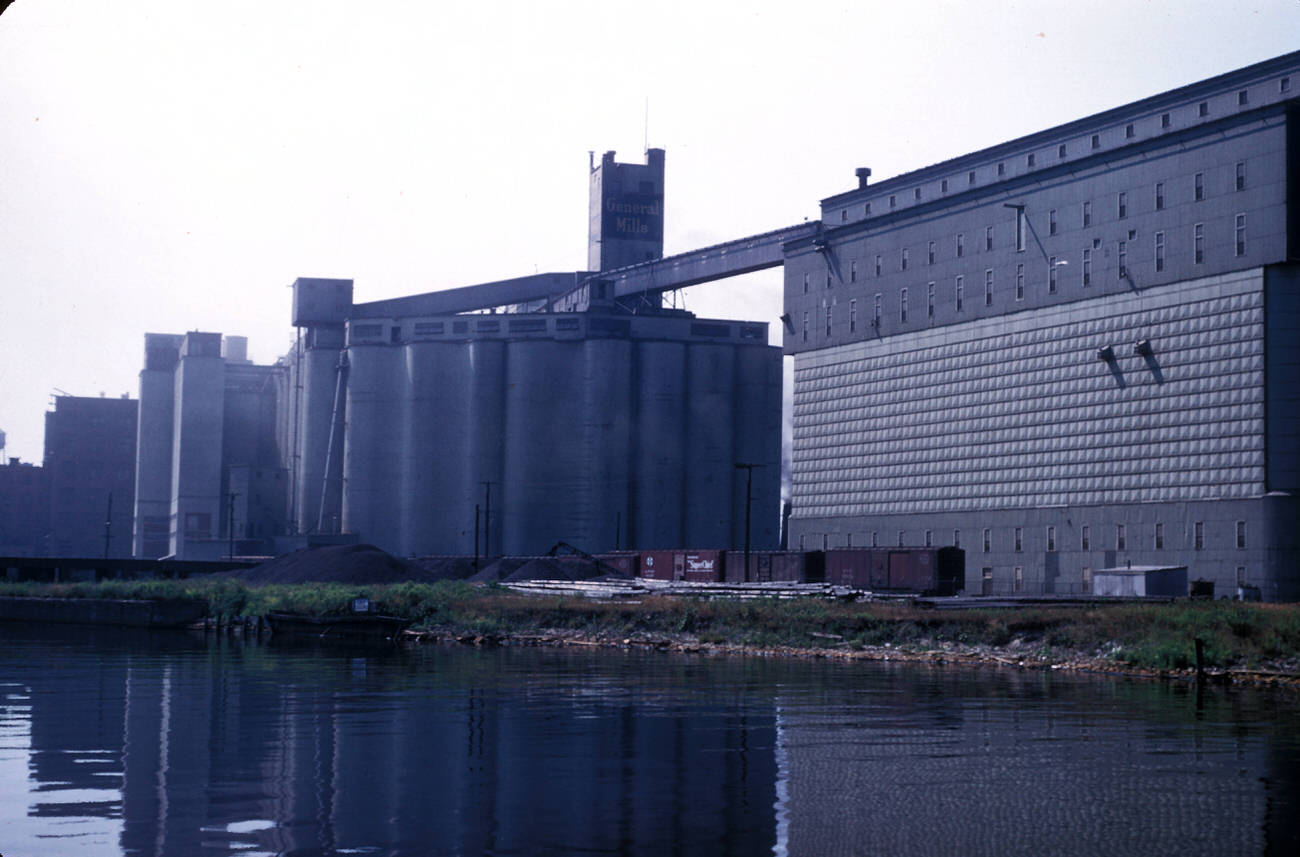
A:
<box><xmin>596</xmin><ymin>552</ymin><xmax>640</xmax><ymax>578</ymax></box>
<box><xmin>723</xmin><ymin>551</ymin><xmax>824</xmax><ymax>583</ymax></box>
<box><xmin>637</xmin><ymin>550</ymin><xmax>726</xmax><ymax>582</ymax></box>
<box><xmin>824</xmin><ymin>547</ymin><xmax>963</xmax><ymax>595</ymax></box>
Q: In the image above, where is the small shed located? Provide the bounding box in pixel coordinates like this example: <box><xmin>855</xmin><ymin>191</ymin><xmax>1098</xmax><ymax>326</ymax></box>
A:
<box><xmin>1092</xmin><ymin>565</ymin><xmax>1188</xmax><ymax>597</ymax></box>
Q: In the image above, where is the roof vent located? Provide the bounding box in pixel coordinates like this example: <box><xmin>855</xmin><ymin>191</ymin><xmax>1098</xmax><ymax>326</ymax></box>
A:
<box><xmin>855</xmin><ymin>167</ymin><xmax>872</xmax><ymax>189</ymax></box>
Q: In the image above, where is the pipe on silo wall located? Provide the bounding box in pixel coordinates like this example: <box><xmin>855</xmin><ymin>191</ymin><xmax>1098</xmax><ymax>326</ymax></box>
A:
<box><xmin>581</xmin><ymin>338</ymin><xmax>632</xmax><ymax>551</ymax></box>
<box><xmin>631</xmin><ymin>341</ymin><xmax>686</xmax><ymax>548</ymax></box>
<box><xmin>342</xmin><ymin>344</ymin><xmax>404</xmax><ymax>551</ymax></box>
<box><xmin>684</xmin><ymin>343</ymin><xmax>735</xmax><ymax>548</ymax></box>
<box><xmin>402</xmin><ymin>342</ymin><xmax>474</xmax><ymax>556</ymax></box>
<box><xmin>468</xmin><ymin>339</ymin><xmax>506</xmax><ymax>556</ymax></box>
<box><xmin>732</xmin><ymin>344</ymin><xmax>783</xmax><ymax>551</ymax></box>
<box><xmin>503</xmin><ymin>339</ymin><xmax>584</xmax><ymax>555</ymax></box>
<box><xmin>296</xmin><ymin>345</ymin><xmax>340</xmax><ymax>535</ymax></box>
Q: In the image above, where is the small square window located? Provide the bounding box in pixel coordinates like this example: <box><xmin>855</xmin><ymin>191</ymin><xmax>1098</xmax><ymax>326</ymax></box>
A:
<box><xmin>914</xmin><ymin>187</ymin><xmax>921</xmax><ymax>201</ymax></box>
<box><xmin>1238</xmin><ymin>89</ymin><xmax>1249</xmax><ymax>106</ymax></box>
<box><xmin>889</xmin><ymin>194</ymin><xmax>897</xmax><ymax>209</ymax></box>
<box><xmin>1199</xmin><ymin>101</ymin><xmax>1209</xmax><ymax>117</ymax></box>
<box><xmin>1027</xmin><ymin>153</ymin><xmax>1035</xmax><ymax>167</ymax></box>
<box><xmin>968</xmin><ymin>170</ymin><xmax>976</xmax><ymax>186</ymax></box>
<box><xmin>1091</xmin><ymin>133</ymin><xmax>1100</xmax><ymax>149</ymax></box>
<box><xmin>1282</xmin><ymin>77</ymin><xmax>1291</xmax><ymax>93</ymax></box>
<box><xmin>997</xmin><ymin>162</ymin><xmax>1005</xmax><ymax>176</ymax></box>
<box><xmin>865</xmin><ymin>202</ymin><xmax>872</xmax><ymax>216</ymax></box>
<box><xmin>1161</xmin><ymin>112</ymin><xmax>1171</xmax><ymax>128</ymax></box>
<box><xmin>1125</xmin><ymin>123</ymin><xmax>1134</xmax><ymax>138</ymax></box>
<box><xmin>841</xmin><ymin>209</ymin><xmax>847</xmax><ymax>222</ymax></box>
<box><xmin>941</xmin><ymin>179</ymin><xmax>948</xmax><ymax>193</ymax></box>
<box><xmin>1058</xmin><ymin>143</ymin><xmax>1067</xmax><ymax>158</ymax></box>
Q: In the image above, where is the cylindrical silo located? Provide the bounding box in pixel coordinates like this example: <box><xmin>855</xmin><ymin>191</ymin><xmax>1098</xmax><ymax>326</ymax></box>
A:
<box><xmin>468</xmin><ymin>339</ymin><xmax>507</xmax><ymax>556</ymax></box>
<box><xmin>402</xmin><ymin>341</ymin><xmax>473</xmax><ymax>556</ymax></box>
<box><xmin>684</xmin><ymin>343</ymin><xmax>735</xmax><ymax>547</ymax></box>
<box><xmin>580</xmin><ymin>338</ymin><xmax>632</xmax><ymax>551</ymax></box>
<box><xmin>631</xmin><ymin>340</ymin><xmax>686</xmax><ymax>549</ymax></box>
<box><xmin>342</xmin><ymin>343</ymin><xmax>404</xmax><ymax>551</ymax></box>
<box><xmin>503</xmin><ymin>339</ymin><xmax>583</xmax><ymax>555</ymax></box>
<box><xmin>732</xmin><ymin>344</ymin><xmax>783</xmax><ymax>551</ymax></box>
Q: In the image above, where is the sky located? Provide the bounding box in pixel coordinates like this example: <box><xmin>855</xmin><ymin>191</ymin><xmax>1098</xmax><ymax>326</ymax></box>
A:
<box><xmin>1</xmin><ymin>0</ymin><xmax>1298</xmax><ymax>464</ymax></box>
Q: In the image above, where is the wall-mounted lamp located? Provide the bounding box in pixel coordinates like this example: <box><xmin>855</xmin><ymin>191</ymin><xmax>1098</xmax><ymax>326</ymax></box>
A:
<box><xmin>1134</xmin><ymin>339</ymin><xmax>1153</xmax><ymax>357</ymax></box>
<box><xmin>1096</xmin><ymin>345</ymin><xmax>1115</xmax><ymax>362</ymax></box>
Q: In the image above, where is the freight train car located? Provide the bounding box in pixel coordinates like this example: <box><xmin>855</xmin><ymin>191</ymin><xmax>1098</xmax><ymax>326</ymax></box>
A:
<box><xmin>637</xmin><ymin>549</ymin><xmax>726</xmax><ymax>582</ymax></box>
<box><xmin>823</xmin><ymin>547</ymin><xmax>964</xmax><ymax>595</ymax></box>
<box><xmin>722</xmin><ymin>551</ymin><xmax>825</xmax><ymax>584</ymax></box>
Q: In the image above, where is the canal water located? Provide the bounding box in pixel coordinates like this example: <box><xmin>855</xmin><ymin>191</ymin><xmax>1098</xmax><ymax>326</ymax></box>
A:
<box><xmin>0</xmin><ymin>623</ymin><xmax>1297</xmax><ymax>857</ymax></box>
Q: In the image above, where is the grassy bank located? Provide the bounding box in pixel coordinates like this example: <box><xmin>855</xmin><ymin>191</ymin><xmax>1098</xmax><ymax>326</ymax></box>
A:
<box><xmin>4</xmin><ymin>578</ymin><xmax>1300</xmax><ymax>678</ymax></box>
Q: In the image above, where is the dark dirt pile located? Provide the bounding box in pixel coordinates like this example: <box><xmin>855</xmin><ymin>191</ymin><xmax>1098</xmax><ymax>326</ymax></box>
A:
<box><xmin>233</xmin><ymin>544</ymin><xmax>442</xmax><ymax>585</ymax></box>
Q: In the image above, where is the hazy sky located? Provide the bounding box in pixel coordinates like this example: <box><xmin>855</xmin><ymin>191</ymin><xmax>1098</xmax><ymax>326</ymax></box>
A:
<box><xmin>1</xmin><ymin>0</ymin><xmax>1297</xmax><ymax>463</ymax></box>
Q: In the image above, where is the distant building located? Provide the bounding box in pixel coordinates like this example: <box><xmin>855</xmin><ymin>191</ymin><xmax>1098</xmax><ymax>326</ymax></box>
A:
<box><xmin>44</xmin><ymin>395</ymin><xmax>137</xmax><ymax>557</ymax></box>
<box><xmin>0</xmin><ymin>457</ymin><xmax>48</xmax><ymax>556</ymax></box>
<box><xmin>782</xmin><ymin>51</ymin><xmax>1300</xmax><ymax>599</ymax></box>
<box><xmin>133</xmin><ymin>334</ymin><xmax>286</xmax><ymax>559</ymax></box>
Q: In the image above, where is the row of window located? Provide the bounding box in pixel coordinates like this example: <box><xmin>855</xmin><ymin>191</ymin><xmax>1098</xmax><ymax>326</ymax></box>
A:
<box><xmin>814</xmin><ymin>168</ymin><xmax>1249</xmax><ymax>293</ymax></box>
<box><xmin>836</xmin><ymin>74</ymin><xmax>1290</xmax><ymax>224</ymax></box>
<box><xmin>813</xmin><ymin>520</ymin><xmax>1248</xmax><ymax>552</ymax></box>
<box><xmin>799</xmin><ymin>219</ymin><xmax>1246</xmax><ymax>341</ymax></box>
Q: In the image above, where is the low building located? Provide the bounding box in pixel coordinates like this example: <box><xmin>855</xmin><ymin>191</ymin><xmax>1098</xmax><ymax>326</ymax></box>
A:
<box><xmin>44</xmin><ymin>395</ymin><xmax>137</xmax><ymax>557</ymax></box>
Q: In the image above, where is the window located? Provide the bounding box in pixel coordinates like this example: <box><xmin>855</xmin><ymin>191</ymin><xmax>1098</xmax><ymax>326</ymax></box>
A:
<box><xmin>1048</xmin><ymin>256</ymin><xmax>1058</xmax><ymax>293</ymax></box>
<box><xmin>1015</xmin><ymin>264</ymin><xmax>1025</xmax><ymax>300</ymax></box>
<box><xmin>1235</xmin><ymin>214</ymin><xmax>1246</xmax><ymax>256</ymax></box>
<box><xmin>955</xmin><ymin>275</ymin><xmax>964</xmax><ymax>311</ymax></box>
<box><xmin>997</xmin><ymin>162</ymin><xmax>1005</xmax><ymax>176</ymax></box>
<box><xmin>1155</xmin><ymin>231</ymin><xmax>1165</xmax><ymax>273</ymax></box>
<box><xmin>985</xmin><ymin>269</ymin><xmax>994</xmax><ymax>306</ymax></box>
<box><xmin>801</xmin><ymin>311</ymin><xmax>808</xmax><ymax>343</ymax></box>
<box><xmin>901</xmin><ymin>248</ymin><xmax>909</xmax><ymax>271</ymax></box>
<box><xmin>968</xmin><ymin>170</ymin><xmax>976</xmax><ymax>186</ymax></box>
<box><xmin>1236</xmin><ymin>520</ymin><xmax>1246</xmax><ymax>549</ymax></box>
<box><xmin>849</xmin><ymin>299</ymin><xmax>857</xmax><ymax>332</ymax></box>
<box><xmin>1013</xmin><ymin>567</ymin><xmax>1023</xmax><ymax>593</ymax></box>
<box><xmin>841</xmin><ymin>209</ymin><xmax>847</xmax><ymax>222</ymax></box>
<box><xmin>983</xmin><ymin>528</ymin><xmax>991</xmax><ymax>552</ymax></box>
<box><xmin>889</xmin><ymin>194</ymin><xmax>897</xmax><ymax>209</ymax></box>
<box><xmin>1194</xmin><ymin>172</ymin><xmax>1204</xmax><ymax>201</ymax></box>
<box><xmin>1082</xmin><ymin>567</ymin><xmax>1092</xmax><ymax>594</ymax></box>
<box><xmin>865</xmin><ymin>202</ymin><xmax>872</xmax><ymax>216</ymax></box>
<box><xmin>1027</xmin><ymin>153</ymin><xmax>1036</xmax><ymax>167</ymax></box>
<box><xmin>802</xmin><ymin>273</ymin><xmax>809</xmax><ymax>294</ymax></box>
<box><xmin>1118</xmin><ymin>241</ymin><xmax>1127</xmax><ymax>279</ymax></box>
<box><xmin>1155</xmin><ymin>182</ymin><xmax>1164</xmax><ymax>210</ymax></box>
<box><xmin>1235</xmin><ymin>162</ymin><xmax>1245</xmax><ymax>191</ymax></box>
<box><xmin>1091</xmin><ymin>133</ymin><xmax>1100</xmax><ymax>149</ymax></box>
<box><xmin>897</xmin><ymin>530</ymin><xmax>905</xmax><ymax>547</ymax></box>
<box><xmin>1194</xmin><ymin>521</ymin><xmax>1204</xmax><ymax>550</ymax></box>
<box><xmin>956</xmin><ymin>233</ymin><xmax>965</xmax><ymax>257</ymax></box>
<box><xmin>1198</xmin><ymin>101</ymin><xmax>1209</xmax><ymax>117</ymax></box>
<box><xmin>1015</xmin><ymin>209</ymin><xmax>1026</xmax><ymax>252</ymax></box>
<box><xmin>985</xmin><ymin>226</ymin><xmax>993</xmax><ymax>251</ymax></box>
<box><xmin>850</xmin><ymin>260</ymin><xmax>857</xmax><ymax>283</ymax></box>
<box><xmin>1125</xmin><ymin>123</ymin><xmax>1135</xmax><ymax>138</ymax></box>
<box><xmin>1049</xmin><ymin>209</ymin><xmax>1057</xmax><ymax>236</ymax></box>
<box><xmin>1155</xmin><ymin>522</ymin><xmax>1164</xmax><ymax>550</ymax></box>
<box><xmin>900</xmin><ymin>288</ymin><xmax>908</xmax><ymax>322</ymax></box>
<box><xmin>1047</xmin><ymin>526</ymin><xmax>1056</xmax><ymax>552</ymax></box>
<box><xmin>826</xmin><ymin>272</ymin><xmax>832</xmax><ymax>289</ymax></box>
<box><xmin>1118</xmin><ymin>191</ymin><xmax>1127</xmax><ymax>219</ymax></box>
<box><xmin>1082</xmin><ymin>200</ymin><xmax>1091</xmax><ymax>227</ymax></box>
<box><xmin>1058</xmin><ymin>143</ymin><xmax>1067</xmax><ymax>158</ymax></box>
<box><xmin>1194</xmin><ymin>223</ymin><xmax>1204</xmax><ymax>264</ymax></box>
<box><xmin>927</xmin><ymin>282</ymin><xmax>935</xmax><ymax>319</ymax></box>
<box><xmin>825</xmin><ymin>305</ymin><xmax>832</xmax><ymax>336</ymax></box>
<box><xmin>925</xmin><ymin>529</ymin><xmax>933</xmax><ymax>548</ymax></box>
<box><xmin>941</xmin><ymin>179</ymin><xmax>949</xmax><ymax>193</ymax></box>
<box><xmin>1238</xmin><ymin>88</ymin><xmax>1249</xmax><ymax>106</ymax></box>
<box><xmin>875</xmin><ymin>254</ymin><xmax>882</xmax><ymax>276</ymax></box>
<box><xmin>873</xmin><ymin>293</ymin><xmax>882</xmax><ymax>327</ymax></box>
<box><xmin>1014</xmin><ymin>527</ymin><xmax>1023</xmax><ymax>552</ymax></box>
<box><xmin>1283</xmin><ymin>76</ymin><xmax>1292</xmax><ymax>93</ymax></box>
<box><xmin>927</xmin><ymin>241</ymin><xmax>935</xmax><ymax>265</ymax></box>
<box><xmin>1116</xmin><ymin>523</ymin><xmax>1126</xmax><ymax>551</ymax></box>
<box><xmin>1081</xmin><ymin>525</ymin><xmax>1091</xmax><ymax>551</ymax></box>
<box><xmin>1161</xmin><ymin>112</ymin><xmax>1171</xmax><ymax>128</ymax></box>
<box><xmin>1238</xmin><ymin>566</ymin><xmax>1248</xmax><ymax>587</ymax></box>
<box><xmin>1082</xmin><ymin>248</ymin><xmax>1092</xmax><ymax>287</ymax></box>
<box><xmin>914</xmin><ymin>187</ymin><xmax>922</xmax><ymax>201</ymax></box>
<box><xmin>953</xmin><ymin>529</ymin><xmax>961</xmax><ymax>548</ymax></box>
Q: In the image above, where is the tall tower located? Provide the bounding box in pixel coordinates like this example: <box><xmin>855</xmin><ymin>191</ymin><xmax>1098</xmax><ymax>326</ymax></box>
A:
<box><xmin>587</xmin><ymin>148</ymin><xmax>665</xmax><ymax>272</ymax></box>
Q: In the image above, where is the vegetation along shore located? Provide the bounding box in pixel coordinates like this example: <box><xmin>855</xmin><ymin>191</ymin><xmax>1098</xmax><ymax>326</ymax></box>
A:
<box><xmin>3</xmin><ymin>577</ymin><xmax>1299</xmax><ymax>689</ymax></box>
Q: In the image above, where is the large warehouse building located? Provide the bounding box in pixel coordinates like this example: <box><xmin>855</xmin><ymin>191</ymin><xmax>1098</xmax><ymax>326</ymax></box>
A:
<box><xmin>783</xmin><ymin>51</ymin><xmax>1300</xmax><ymax>600</ymax></box>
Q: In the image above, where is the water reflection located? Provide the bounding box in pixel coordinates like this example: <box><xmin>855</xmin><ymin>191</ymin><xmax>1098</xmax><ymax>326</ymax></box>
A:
<box><xmin>0</xmin><ymin>623</ymin><xmax>1297</xmax><ymax>856</ymax></box>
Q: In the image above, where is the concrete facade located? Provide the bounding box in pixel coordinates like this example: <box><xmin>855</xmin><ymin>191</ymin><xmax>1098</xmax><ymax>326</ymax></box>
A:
<box><xmin>784</xmin><ymin>51</ymin><xmax>1300</xmax><ymax>599</ymax></box>
<box><xmin>43</xmin><ymin>395</ymin><xmax>138</xmax><ymax>557</ymax></box>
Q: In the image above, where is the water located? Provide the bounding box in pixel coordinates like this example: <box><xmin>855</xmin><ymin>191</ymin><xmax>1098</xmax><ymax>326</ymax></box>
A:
<box><xmin>0</xmin><ymin>623</ymin><xmax>1297</xmax><ymax>857</ymax></box>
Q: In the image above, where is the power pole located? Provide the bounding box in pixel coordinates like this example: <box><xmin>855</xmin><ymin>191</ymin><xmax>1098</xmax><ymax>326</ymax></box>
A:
<box><xmin>473</xmin><ymin>504</ymin><xmax>481</xmax><ymax>573</ymax></box>
<box><xmin>734</xmin><ymin>463</ymin><xmax>761</xmax><ymax>582</ymax></box>
<box><xmin>480</xmin><ymin>481</ymin><xmax>493</xmax><ymax>558</ymax></box>
<box><xmin>228</xmin><ymin>492</ymin><xmax>238</xmax><ymax>560</ymax></box>
<box><xmin>102</xmin><ymin>492</ymin><xmax>113</xmax><ymax>559</ymax></box>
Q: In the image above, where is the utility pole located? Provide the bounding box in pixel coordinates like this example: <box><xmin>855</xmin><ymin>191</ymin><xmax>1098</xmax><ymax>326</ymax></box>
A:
<box><xmin>734</xmin><ymin>463</ymin><xmax>761</xmax><ymax>582</ymax></box>
<box><xmin>228</xmin><ymin>492</ymin><xmax>238</xmax><ymax>560</ymax></box>
<box><xmin>102</xmin><ymin>492</ymin><xmax>113</xmax><ymax>559</ymax></box>
<box><xmin>473</xmin><ymin>504</ymin><xmax>481</xmax><ymax>573</ymax></box>
<box><xmin>480</xmin><ymin>481</ymin><xmax>493</xmax><ymax>558</ymax></box>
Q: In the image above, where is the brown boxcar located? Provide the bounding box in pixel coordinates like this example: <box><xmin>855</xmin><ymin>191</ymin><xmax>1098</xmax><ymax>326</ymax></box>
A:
<box><xmin>723</xmin><ymin>550</ymin><xmax>824</xmax><ymax>583</ymax></box>
<box><xmin>596</xmin><ymin>552</ymin><xmax>640</xmax><ymax>578</ymax></box>
<box><xmin>682</xmin><ymin>550</ymin><xmax>725</xmax><ymax>582</ymax></box>
<box><xmin>824</xmin><ymin>547</ymin><xmax>963</xmax><ymax>595</ymax></box>
<box><xmin>638</xmin><ymin>550</ymin><xmax>679</xmax><ymax>581</ymax></box>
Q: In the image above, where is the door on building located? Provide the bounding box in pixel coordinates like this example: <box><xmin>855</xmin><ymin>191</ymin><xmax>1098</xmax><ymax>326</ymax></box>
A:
<box><xmin>981</xmin><ymin>567</ymin><xmax>993</xmax><ymax>596</ymax></box>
